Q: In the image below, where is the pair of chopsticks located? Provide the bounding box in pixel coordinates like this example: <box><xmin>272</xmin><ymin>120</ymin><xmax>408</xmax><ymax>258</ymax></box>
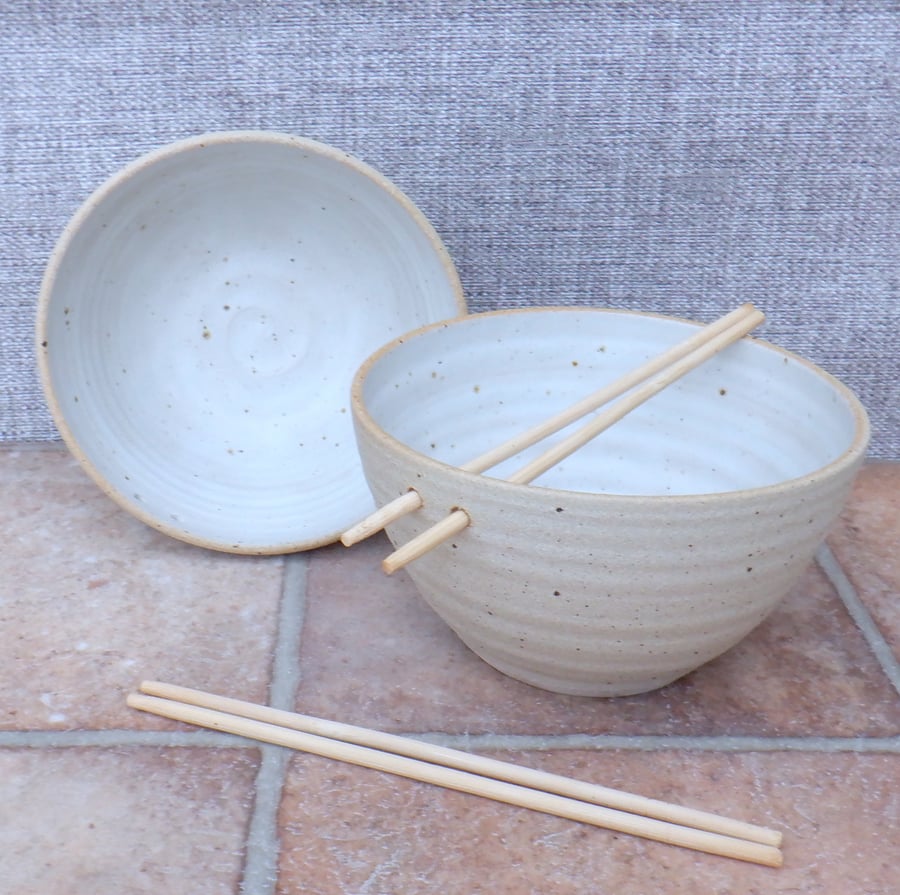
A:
<box><xmin>128</xmin><ymin>681</ymin><xmax>783</xmax><ymax>867</ymax></box>
<box><xmin>342</xmin><ymin>304</ymin><xmax>765</xmax><ymax>574</ymax></box>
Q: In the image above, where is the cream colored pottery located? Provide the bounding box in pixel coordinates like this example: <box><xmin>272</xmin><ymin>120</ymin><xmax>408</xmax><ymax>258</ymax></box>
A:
<box><xmin>351</xmin><ymin>307</ymin><xmax>870</xmax><ymax>696</ymax></box>
<box><xmin>37</xmin><ymin>131</ymin><xmax>465</xmax><ymax>554</ymax></box>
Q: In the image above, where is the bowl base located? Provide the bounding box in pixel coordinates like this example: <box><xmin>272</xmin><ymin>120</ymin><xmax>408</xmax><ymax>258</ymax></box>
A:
<box><xmin>471</xmin><ymin>649</ymin><xmax>689</xmax><ymax>698</ymax></box>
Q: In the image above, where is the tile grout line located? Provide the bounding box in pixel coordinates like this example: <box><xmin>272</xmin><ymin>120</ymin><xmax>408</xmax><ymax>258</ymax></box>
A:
<box><xmin>816</xmin><ymin>543</ymin><xmax>900</xmax><ymax>695</ymax></box>
<box><xmin>3</xmin><ymin>728</ymin><xmax>898</xmax><ymax>754</ymax></box>
<box><xmin>0</xmin><ymin>730</ymin><xmax>249</xmax><ymax>748</ymax></box>
<box><xmin>412</xmin><ymin>733</ymin><xmax>900</xmax><ymax>753</ymax></box>
<box><xmin>238</xmin><ymin>554</ymin><xmax>309</xmax><ymax>895</ymax></box>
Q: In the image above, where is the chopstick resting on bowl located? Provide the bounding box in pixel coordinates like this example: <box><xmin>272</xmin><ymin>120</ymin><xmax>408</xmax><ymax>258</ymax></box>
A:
<box><xmin>128</xmin><ymin>681</ymin><xmax>783</xmax><ymax>867</ymax></box>
<box><xmin>376</xmin><ymin>303</ymin><xmax>765</xmax><ymax>573</ymax></box>
<box><xmin>342</xmin><ymin>303</ymin><xmax>761</xmax><ymax>549</ymax></box>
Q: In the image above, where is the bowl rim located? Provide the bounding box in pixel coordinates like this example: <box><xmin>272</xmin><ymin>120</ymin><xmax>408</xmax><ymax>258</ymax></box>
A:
<box><xmin>35</xmin><ymin>130</ymin><xmax>467</xmax><ymax>553</ymax></box>
<box><xmin>350</xmin><ymin>305</ymin><xmax>871</xmax><ymax>505</ymax></box>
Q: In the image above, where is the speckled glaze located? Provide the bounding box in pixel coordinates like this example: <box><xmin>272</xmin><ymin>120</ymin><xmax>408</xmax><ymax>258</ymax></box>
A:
<box><xmin>351</xmin><ymin>308</ymin><xmax>870</xmax><ymax>696</ymax></box>
<box><xmin>37</xmin><ymin>131</ymin><xmax>465</xmax><ymax>553</ymax></box>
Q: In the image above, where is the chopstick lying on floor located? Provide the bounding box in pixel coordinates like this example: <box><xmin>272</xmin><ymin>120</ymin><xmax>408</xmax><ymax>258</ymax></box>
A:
<box><xmin>128</xmin><ymin>681</ymin><xmax>783</xmax><ymax>867</ymax></box>
<box><xmin>341</xmin><ymin>303</ymin><xmax>761</xmax><ymax>549</ymax></box>
<box><xmin>380</xmin><ymin>303</ymin><xmax>765</xmax><ymax>573</ymax></box>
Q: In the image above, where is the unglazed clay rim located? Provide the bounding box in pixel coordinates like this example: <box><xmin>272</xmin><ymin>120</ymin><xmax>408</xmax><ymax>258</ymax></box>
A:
<box><xmin>36</xmin><ymin>130</ymin><xmax>466</xmax><ymax>553</ymax></box>
<box><xmin>351</xmin><ymin>306</ymin><xmax>871</xmax><ymax>508</ymax></box>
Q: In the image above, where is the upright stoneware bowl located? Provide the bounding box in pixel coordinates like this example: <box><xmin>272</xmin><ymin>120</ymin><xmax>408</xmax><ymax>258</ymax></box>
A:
<box><xmin>37</xmin><ymin>131</ymin><xmax>465</xmax><ymax>553</ymax></box>
<box><xmin>351</xmin><ymin>308</ymin><xmax>870</xmax><ymax>696</ymax></box>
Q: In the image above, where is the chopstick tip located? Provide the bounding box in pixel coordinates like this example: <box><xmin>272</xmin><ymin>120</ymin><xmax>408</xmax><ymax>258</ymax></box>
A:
<box><xmin>125</xmin><ymin>691</ymin><xmax>144</xmax><ymax>709</ymax></box>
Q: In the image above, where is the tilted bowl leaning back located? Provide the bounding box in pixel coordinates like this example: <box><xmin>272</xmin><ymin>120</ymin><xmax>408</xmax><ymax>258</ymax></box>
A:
<box><xmin>36</xmin><ymin>131</ymin><xmax>465</xmax><ymax>553</ymax></box>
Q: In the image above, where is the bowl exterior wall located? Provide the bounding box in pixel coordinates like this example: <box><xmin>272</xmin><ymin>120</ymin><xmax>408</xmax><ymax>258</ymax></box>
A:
<box><xmin>355</xmin><ymin>416</ymin><xmax>864</xmax><ymax>696</ymax></box>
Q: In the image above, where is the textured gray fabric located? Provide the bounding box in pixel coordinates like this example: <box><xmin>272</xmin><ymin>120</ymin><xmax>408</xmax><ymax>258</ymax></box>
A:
<box><xmin>2</xmin><ymin>1</ymin><xmax>898</xmax><ymax>456</ymax></box>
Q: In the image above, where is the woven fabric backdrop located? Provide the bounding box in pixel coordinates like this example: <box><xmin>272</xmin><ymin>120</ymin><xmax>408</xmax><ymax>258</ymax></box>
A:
<box><xmin>2</xmin><ymin>1</ymin><xmax>898</xmax><ymax>457</ymax></box>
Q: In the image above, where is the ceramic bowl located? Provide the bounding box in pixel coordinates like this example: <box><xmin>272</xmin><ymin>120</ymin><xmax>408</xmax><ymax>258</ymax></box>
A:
<box><xmin>37</xmin><ymin>131</ymin><xmax>465</xmax><ymax>553</ymax></box>
<box><xmin>351</xmin><ymin>307</ymin><xmax>870</xmax><ymax>696</ymax></box>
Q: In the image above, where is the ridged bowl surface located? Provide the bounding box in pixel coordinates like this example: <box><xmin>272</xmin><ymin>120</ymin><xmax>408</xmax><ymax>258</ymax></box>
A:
<box><xmin>37</xmin><ymin>131</ymin><xmax>465</xmax><ymax>553</ymax></box>
<box><xmin>352</xmin><ymin>308</ymin><xmax>869</xmax><ymax>696</ymax></box>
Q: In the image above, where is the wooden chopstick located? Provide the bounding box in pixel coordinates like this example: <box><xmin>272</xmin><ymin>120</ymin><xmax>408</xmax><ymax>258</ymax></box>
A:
<box><xmin>127</xmin><ymin>682</ymin><xmax>783</xmax><ymax>866</ymax></box>
<box><xmin>138</xmin><ymin>680</ymin><xmax>780</xmax><ymax>846</ymax></box>
<box><xmin>382</xmin><ymin>305</ymin><xmax>765</xmax><ymax>573</ymax></box>
<box><xmin>342</xmin><ymin>304</ymin><xmax>760</xmax><ymax>547</ymax></box>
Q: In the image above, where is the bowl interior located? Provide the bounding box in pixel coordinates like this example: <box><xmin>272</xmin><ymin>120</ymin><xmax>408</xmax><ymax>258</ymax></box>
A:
<box><xmin>359</xmin><ymin>308</ymin><xmax>867</xmax><ymax>497</ymax></box>
<box><xmin>39</xmin><ymin>133</ymin><xmax>464</xmax><ymax>552</ymax></box>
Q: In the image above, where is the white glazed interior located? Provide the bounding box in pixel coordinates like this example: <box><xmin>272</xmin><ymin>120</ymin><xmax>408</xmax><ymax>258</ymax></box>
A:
<box><xmin>353</xmin><ymin>308</ymin><xmax>870</xmax><ymax>696</ymax></box>
<box><xmin>360</xmin><ymin>308</ymin><xmax>864</xmax><ymax>497</ymax></box>
<box><xmin>37</xmin><ymin>132</ymin><xmax>465</xmax><ymax>553</ymax></box>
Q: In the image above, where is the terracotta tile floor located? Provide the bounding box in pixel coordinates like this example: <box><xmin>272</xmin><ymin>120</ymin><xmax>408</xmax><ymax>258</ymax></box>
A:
<box><xmin>1</xmin><ymin>444</ymin><xmax>897</xmax><ymax>894</ymax></box>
